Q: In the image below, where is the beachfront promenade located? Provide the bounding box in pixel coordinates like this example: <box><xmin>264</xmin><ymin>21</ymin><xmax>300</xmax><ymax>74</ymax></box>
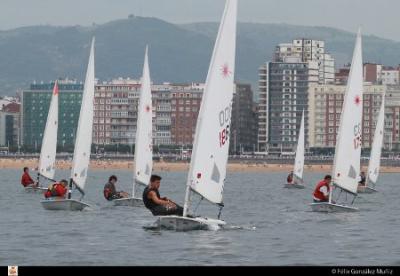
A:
<box><xmin>1</xmin><ymin>153</ymin><xmax>399</xmax><ymax>172</ymax></box>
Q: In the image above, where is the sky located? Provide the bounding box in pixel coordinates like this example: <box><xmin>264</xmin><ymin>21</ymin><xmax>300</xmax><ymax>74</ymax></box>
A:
<box><xmin>1</xmin><ymin>0</ymin><xmax>399</xmax><ymax>41</ymax></box>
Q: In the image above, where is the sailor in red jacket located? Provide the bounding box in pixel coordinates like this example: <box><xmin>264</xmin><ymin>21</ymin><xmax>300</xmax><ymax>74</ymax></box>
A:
<box><xmin>313</xmin><ymin>175</ymin><xmax>332</xmax><ymax>202</ymax></box>
<box><xmin>21</xmin><ymin>167</ymin><xmax>38</xmax><ymax>187</ymax></box>
<box><xmin>44</xmin><ymin>179</ymin><xmax>68</xmax><ymax>199</ymax></box>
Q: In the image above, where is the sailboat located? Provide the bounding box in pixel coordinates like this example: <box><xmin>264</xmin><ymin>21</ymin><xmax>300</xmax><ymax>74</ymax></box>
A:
<box><xmin>284</xmin><ymin>109</ymin><xmax>305</xmax><ymax>189</ymax></box>
<box><xmin>358</xmin><ymin>97</ymin><xmax>385</xmax><ymax>193</ymax></box>
<box><xmin>311</xmin><ymin>29</ymin><xmax>363</xmax><ymax>212</ymax></box>
<box><xmin>154</xmin><ymin>0</ymin><xmax>237</xmax><ymax>231</ymax></box>
<box><xmin>26</xmin><ymin>81</ymin><xmax>59</xmax><ymax>193</ymax></box>
<box><xmin>114</xmin><ymin>47</ymin><xmax>152</xmax><ymax>206</ymax></box>
<box><xmin>41</xmin><ymin>38</ymin><xmax>95</xmax><ymax>211</ymax></box>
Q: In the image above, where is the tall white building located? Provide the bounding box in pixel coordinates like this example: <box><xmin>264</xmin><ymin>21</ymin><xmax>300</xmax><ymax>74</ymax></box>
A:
<box><xmin>274</xmin><ymin>38</ymin><xmax>335</xmax><ymax>84</ymax></box>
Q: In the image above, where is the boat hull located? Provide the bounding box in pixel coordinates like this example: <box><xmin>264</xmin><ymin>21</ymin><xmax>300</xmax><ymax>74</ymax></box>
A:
<box><xmin>24</xmin><ymin>186</ymin><xmax>48</xmax><ymax>193</ymax></box>
<box><xmin>41</xmin><ymin>199</ymin><xmax>90</xmax><ymax>211</ymax></box>
<box><xmin>310</xmin><ymin>202</ymin><xmax>358</xmax><ymax>213</ymax></box>
<box><xmin>154</xmin><ymin>216</ymin><xmax>226</xmax><ymax>231</ymax></box>
<box><xmin>113</xmin><ymin>197</ymin><xmax>144</xmax><ymax>207</ymax></box>
<box><xmin>357</xmin><ymin>186</ymin><xmax>378</xmax><ymax>194</ymax></box>
<box><xmin>284</xmin><ymin>183</ymin><xmax>305</xmax><ymax>189</ymax></box>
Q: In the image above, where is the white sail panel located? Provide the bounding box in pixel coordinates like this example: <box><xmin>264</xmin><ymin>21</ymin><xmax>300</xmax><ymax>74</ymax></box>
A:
<box><xmin>70</xmin><ymin>38</ymin><xmax>95</xmax><ymax>191</ymax></box>
<box><xmin>332</xmin><ymin>30</ymin><xmax>363</xmax><ymax>194</ymax></box>
<box><xmin>38</xmin><ymin>81</ymin><xmax>59</xmax><ymax>180</ymax></box>
<box><xmin>293</xmin><ymin>110</ymin><xmax>305</xmax><ymax>181</ymax></box>
<box><xmin>134</xmin><ymin>46</ymin><xmax>153</xmax><ymax>186</ymax></box>
<box><xmin>368</xmin><ymin>97</ymin><xmax>385</xmax><ymax>185</ymax></box>
<box><xmin>187</xmin><ymin>0</ymin><xmax>237</xmax><ymax>204</ymax></box>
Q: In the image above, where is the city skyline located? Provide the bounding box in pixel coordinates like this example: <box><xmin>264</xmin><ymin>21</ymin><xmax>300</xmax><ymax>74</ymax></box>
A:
<box><xmin>1</xmin><ymin>0</ymin><xmax>400</xmax><ymax>42</ymax></box>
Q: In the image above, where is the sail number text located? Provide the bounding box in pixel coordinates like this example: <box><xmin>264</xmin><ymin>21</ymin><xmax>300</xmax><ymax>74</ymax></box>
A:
<box><xmin>353</xmin><ymin>123</ymin><xmax>362</xmax><ymax>149</ymax></box>
<box><xmin>218</xmin><ymin>105</ymin><xmax>232</xmax><ymax>147</ymax></box>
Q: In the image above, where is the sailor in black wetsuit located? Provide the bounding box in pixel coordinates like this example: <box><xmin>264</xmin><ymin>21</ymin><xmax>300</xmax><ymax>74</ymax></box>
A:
<box><xmin>358</xmin><ymin>171</ymin><xmax>366</xmax><ymax>186</ymax></box>
<box><xmin>143</xmin><ymin>175</ymin><xmax>184</xmax><ymax>216</ymax></box>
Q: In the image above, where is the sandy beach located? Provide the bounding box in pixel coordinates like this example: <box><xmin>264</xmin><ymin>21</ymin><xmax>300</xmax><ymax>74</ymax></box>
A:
<box><xmin>1</xmin><ymin>158</ymin><xmax>400</xmax><ymax>173</ymax></box>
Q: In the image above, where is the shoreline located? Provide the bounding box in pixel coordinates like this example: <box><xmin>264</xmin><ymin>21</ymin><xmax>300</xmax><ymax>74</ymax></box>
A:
<box><xmin>1</xmin><ymin>158</ymin><xmax>400</xmax><ymax>173</ymax></box>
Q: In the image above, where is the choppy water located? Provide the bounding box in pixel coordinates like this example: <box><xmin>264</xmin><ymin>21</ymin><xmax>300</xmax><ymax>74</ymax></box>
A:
<box><xmin>0</xmin><ymin>168</ymin><xmax>399</xmax><ymax>265</ymax></box>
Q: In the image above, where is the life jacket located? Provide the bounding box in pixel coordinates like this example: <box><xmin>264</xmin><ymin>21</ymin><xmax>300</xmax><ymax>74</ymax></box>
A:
<box><xmin>142</xmin><ymin>186</ymin><xmax>161</xmax><ymax>210</ymax></box>
<box><xmin>21</xmin><ymin>172</ymin><xmax>34</xmax><ymax>187</ymax></box>
<box><xmin>313</xmin><ymin>180</ymin><xmax>330</xmax><ymax>201</ymax></box>
<box><xmin>44</xmin><ymin>183</ymin><xmax>66</xmax><ymax>198</ymax></box>
<box><xmin>287</xmin><ymin>173</ymin><xmax>293</xmax><ymax>183</ymax></box>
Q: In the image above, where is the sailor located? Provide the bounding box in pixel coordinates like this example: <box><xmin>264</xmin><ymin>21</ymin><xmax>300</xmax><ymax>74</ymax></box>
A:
<box><xmin>143</xmin><ymin>174</ymin><xmax>183</xmax><ymax>216</ymax></box>
<box><xmin>21</xmin><ymin>167</ymin><xmax>38</xmax><ymax>188</ymax></box>
<box><xmin>358</xmin><ymin>171</ymin><xmax>366</xmax><ymax>186</ymax></box>
<box><xmin>44</xmin><ymin>179</ymin><xmax>68</xmax><ymax>199</ymax></box>
<box><xmin>103</xmin><ymin>175</ymin><xmax>129</xmax><ymax>201</ymax></box>
<box><xmin>313</xmin><ymin>175</ymin><xmax>332</xmax><ymax>203</ymax></box>
<box><xmin>287</xmin><ymin>171</ymin><xmax>294</xmax><ymax>184</ymax></box>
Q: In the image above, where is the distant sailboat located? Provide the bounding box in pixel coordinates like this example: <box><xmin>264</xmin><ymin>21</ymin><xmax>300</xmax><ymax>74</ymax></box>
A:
<box><xmin>285</xmin><ymin>109</ymin><xmax>305</xmax><ymax>189</ymax></box>
<box><xmin>26</xmin><ymin>81</ymin><xmax>59</xmax><ymax>193</ymax></box>
<box><xmin>41</xmin><ymin>38</ymin><xmax>95</xmax><ymax>211</ymax></box>
<box><xmin>358</xmin><ymin>97</ymin><xmax>385</xmax><ymax>193</ymax></box>
<box><xmin>311</xmin><ymin>29</ymin><xmax>363</xmax><ymax>212</ymax></box>
<box><xmin>114</xmin><ymin>47</ymin><xmax>153</xmax><ymax>206</ymax></box>
<box><xmin>155</xmin><ymin>0</ymin><xmax>237</xmax><ymax>231</ymax></box>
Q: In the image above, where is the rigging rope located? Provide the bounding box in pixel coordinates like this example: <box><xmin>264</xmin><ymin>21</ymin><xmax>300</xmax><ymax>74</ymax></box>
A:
<box><xmin>217</xmin><ymin>204</ymin><xmax>224</xmax><ymax>220</ymax></box>
<box><xmin>194</xmin><ymin>196</ymin><xmax>204</xmax><ymax>214</ymax></box>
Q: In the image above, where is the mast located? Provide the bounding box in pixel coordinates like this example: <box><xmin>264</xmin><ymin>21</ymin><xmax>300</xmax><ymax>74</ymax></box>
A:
<box><xmin>132</xmin><ymin>45</ymin><xmax>153</xmax><ymax>198</ymax></box>
<box><xmin>68</xmin><ymin>37</ymin><xmax>95</xmax><ymax>199</ymax></box>
<box><xmin>38</xmin><ymin>80</ymin><xmax>59</xmax><ymax>187</ymax></box>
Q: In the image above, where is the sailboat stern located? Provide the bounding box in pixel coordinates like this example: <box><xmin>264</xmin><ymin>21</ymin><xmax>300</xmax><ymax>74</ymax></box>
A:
<box><xmin>113</xmin><ymin>197</ymin><xmax>144</xmax><ymax>207</ymax></box>
<box><xmin>310</xmin><ymin>202</ymin><xmax>359</xmax><ymax>213</ymax></box>
<box><xmin>155</xmin><ymin>216</ymin><xmax>226</xmax><ymax>231</ymax></box>
<box><xmin>41</xmin><ymin>199</ymin><xmax>90</xmax><ymax>211</ymax></box>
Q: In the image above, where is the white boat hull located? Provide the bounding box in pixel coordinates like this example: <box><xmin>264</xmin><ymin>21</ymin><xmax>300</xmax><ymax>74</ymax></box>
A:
<box><xmin>24</xmin><ymin>186</ymin><xmax>48</xmax><ymax>193</ymax></box>
<box><xmin>41</xmin><ymin>199</ymin><xmax>90</xmax><ymax>211</ymax></box>
<box><xmin>310</xmin><ymin>202</ymin><xmax>358</xmax><ymax>213</ymax></box>
<box><xmin>113</xmin><ymin>197</ymin><xmax>144</xmax><ymax>207</ymax></box>
<box><xmin>357</xmin><ymin>186</ymin><xmax>378</xmax><ymax>194</ymax></box>
<box><xmin>284</xmin><ymin>183</ymin><xmax>305</xmax><ymax>189</ymax></box>
<box><xmin>154</xmin><ymin>216</ymin><xmax>226</xmax><ymax>231</ymax></box>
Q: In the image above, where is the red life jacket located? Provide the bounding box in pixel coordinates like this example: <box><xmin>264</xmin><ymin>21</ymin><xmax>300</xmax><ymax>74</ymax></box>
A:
<box><xmin>21</xmin><ymin>172</ymin><xmax>34</xmax><ymax>187</ymax></box>
<box><xmin>313</xmin><ymin>180</ymin><xmax>330</xmax><ymax>201</ymax></box>
<box><xmin>44</xmin><ymin>183</ymin><xmax>67</xmax><ymax>198</ymax></box>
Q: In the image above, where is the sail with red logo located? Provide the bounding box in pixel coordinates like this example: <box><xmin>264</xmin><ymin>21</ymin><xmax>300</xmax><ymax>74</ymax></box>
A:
<box><xmin>154</xmin><ymin>0</ymin><xmax>237</xmax><ymax>230</ymax></box>
<box><xmin>27</xmin><ymin>81</ymin><xmax>59</xmax><ymax>193</ymax></box>
<box><xmin>114</xmin><ymin>46</ymin><xmax>153</xmax><ymax>207</ymax></box>
<box><xmin>185</xmin><ymin>0</ymin><xmax>236</xmax><ymax>207</ymax></box>
<box><xmin>311</xmin><ymin>29</ymin><xmax>363</xmax><ymax>212</ymax></box>
<box><xmin>332</xmin><ymin>29</ymin><xmax>363</xmax><ymax>196</ymax></box>
<box><xmin>41</xmin><ymin>38</ymin><xmax>95</xmax><ymax>211</ymax></box>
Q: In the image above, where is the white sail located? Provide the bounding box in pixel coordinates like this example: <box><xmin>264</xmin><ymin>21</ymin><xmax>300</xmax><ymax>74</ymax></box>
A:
<box><xmin>38</xmin><ymin>81</ymin><xmax>59</xmax><ymax>180</ymax></box>
<box><xmin>70</xmin><ymin>38</ymin><xmax>95</xmax><ymax>191</ymax></box>
<box><xmin>133</xmin><ymin>46</ymin><xmax>153</xmax><ymax>188</ymax></box>
<box><xmin>332</xmin><ymin>30</ymin><xmax>363</xmax><ymax>195</ymax></box>
<box><xmin>293</xmin><ymin>110</ymin><xmax>305</xmax><ymax>181</ymax></box>
<box><xmin>367</xmin><ymin>97</ymin><xmax>385</xmax><ymax>185</ymax></box>
<box><xmin>186</xmin><ymin>0</ymin><xmax>237</xmax><ymax>204</ymax></box>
